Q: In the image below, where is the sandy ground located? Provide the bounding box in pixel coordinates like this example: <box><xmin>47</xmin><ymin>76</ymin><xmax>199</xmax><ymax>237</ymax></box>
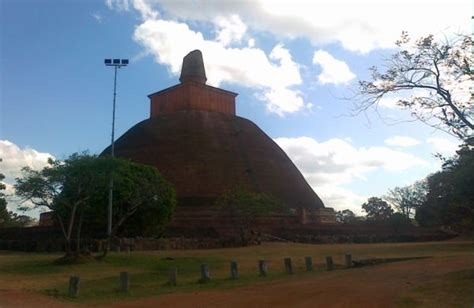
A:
<box><xmin>0</xmin><ymin>255</ymin><xmax>471</xmax><ymax>308</ymax></box>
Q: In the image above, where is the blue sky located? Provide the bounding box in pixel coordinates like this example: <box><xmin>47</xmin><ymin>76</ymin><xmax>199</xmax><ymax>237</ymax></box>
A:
<box><xmin>0</xmin><ymin>0</ymin><xmax>470</xmax><ymax>216</ymax></box>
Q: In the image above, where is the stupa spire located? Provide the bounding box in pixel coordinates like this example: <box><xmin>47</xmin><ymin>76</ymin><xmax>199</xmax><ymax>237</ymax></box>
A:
<box><xmin>179</xmin><ymin>50</ymin><xmax>207</xmax><ymax>84</ymax></box>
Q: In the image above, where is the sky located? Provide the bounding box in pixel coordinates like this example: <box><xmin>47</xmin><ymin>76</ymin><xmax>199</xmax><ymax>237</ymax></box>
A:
<box><xmin>0</xmin><ymin>0</ymin><xmax>471</xmax><ymax>217</ymax></box>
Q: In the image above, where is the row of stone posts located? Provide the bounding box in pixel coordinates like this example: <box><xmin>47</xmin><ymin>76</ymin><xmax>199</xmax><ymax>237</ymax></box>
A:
<box><xmin>68</xmin><ymin>254</ymin><xmax>353</xmax><ymax>297</ymax></box>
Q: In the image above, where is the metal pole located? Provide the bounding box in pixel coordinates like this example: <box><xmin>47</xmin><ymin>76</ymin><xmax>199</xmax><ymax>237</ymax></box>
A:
<box><xmin>111</xmin><ymin>65</ymin><xmax>118</xmax><ymax>157</ymax></box>
<box><xmin>107</xmin><ymin>65</ymin><xmax>118</xmax><ymax>238</ymax></box>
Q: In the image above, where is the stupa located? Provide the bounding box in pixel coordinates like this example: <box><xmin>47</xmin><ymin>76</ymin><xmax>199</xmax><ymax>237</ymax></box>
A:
<box><xmin>104</xmin><ymin>50</ymin><xmax>335</xmax><ymax>233</ymax></box>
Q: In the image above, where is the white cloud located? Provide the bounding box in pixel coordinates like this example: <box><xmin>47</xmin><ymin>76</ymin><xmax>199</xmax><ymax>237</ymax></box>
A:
<box><xmin>105</xmin><ymin>0</ymin><xmax>130</xmax><ymax>12</ymax></box>
<box><xmin>274</xmin><ymin>136</ymin><xmax>428</xmax><ymax>212</ymax></box>
<box><xmin>153</xmin><ymin>0</ymin><xmax>470</xmax><ymax>53</ymax></box>
<box><xmin>427</xmin><ymin>137</ymin><xmax>460</xmax><ymax>156</ymax></box>
<box><xmin>0</xmin><ymin>140</ymin><xmax>53</xmax><ymax>182</ymax></box>
<box><xmin>132</xmin><ymin>0</ymin><xmax>159</xmax><ymax>20</ymax></box>
<box><xmin>312</xmin><ymin>50</ymin><xmax>355</xmax><ymax>85</ymax></box>
<box><xmin>384</xmin><ymin>136</ymin><xmax>420</xmax><ymax>147</ymax></box>
<box><xmin>91</xmin><ymin>12</ymin><xmax>103</xmax><ymax>23</ymax></box>
<box><xmin>318</xmin><ymin>186</ymin><xmax>366</xmax><ymax>215</ymax></box>
<box><xmin>214</xmin><ymin>15</ymin><xmax>247</xmax><ymax>46</ymax></box>
<box><xmin>0</xmin><ymin>140</ymin><xmax>54</xmax><ymax>211</ymax></box>
<box><xmin>133</xmin><ymin>17</ymin><xmax>307</xmax><ymax>115</ymax></box>
<box><xmin>247</xmin><ymin>38</ymin><xmax>255</xmax><ymax>48</ymax></box>
<box><xmin>109</xmin><ymin>0</ymin><xmax>469</xmax><ymax>115</ymax></box>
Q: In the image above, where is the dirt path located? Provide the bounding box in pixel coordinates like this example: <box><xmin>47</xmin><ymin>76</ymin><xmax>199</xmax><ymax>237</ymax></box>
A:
<box><xmin>0</xmin><ymin>255</ymin><xmax>471</xmax><ymax>308</ymax></box>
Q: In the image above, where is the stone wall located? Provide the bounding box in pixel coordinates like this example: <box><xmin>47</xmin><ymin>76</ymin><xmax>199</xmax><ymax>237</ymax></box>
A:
<box><xmin>0</xmin><ymin>223</ymin><xmax>455</xmax><ymax>252</ymax></box>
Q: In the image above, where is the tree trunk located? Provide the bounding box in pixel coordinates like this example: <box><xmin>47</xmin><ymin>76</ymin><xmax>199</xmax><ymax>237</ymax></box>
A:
<box><xmin>54</xmin><ymin>211</ymin><xmax>72</xmax><ymax>255</ymax></box>
<box><xmin>64</xmin><ymin>202</ymin><xmax>78</xmax><ymax>255</ymax></box>
<box><xmin>101</xmin><ymin>238</ymin><xmax>111</xmax><ymax>258</ymax></box>
<box><xmin>75</xmin><ymin>210</ymin><xmax>84</xmax><ymax>254</ymax></box>
<box><xmin>65</xmin><ymin>239</ymin><xmax>72</xmax><ymax>256</ymax></box>
<box><xmin>100</xmin><ymin>204</ymin><xmax>139</xmax><ymax>258</ymax></box>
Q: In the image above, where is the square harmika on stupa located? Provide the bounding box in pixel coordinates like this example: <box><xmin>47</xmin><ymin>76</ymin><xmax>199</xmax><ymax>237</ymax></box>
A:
<box><xmin>103</xmin><ymin>50</ymin><xmax>335</xmax><ymax>234</ymax></box>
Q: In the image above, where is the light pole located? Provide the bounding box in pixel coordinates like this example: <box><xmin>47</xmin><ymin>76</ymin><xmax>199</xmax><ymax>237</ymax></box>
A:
<box><xmin>104</xmin><ymin>58</ymin><xmax>128</xmax><ymax>240</ymax></box>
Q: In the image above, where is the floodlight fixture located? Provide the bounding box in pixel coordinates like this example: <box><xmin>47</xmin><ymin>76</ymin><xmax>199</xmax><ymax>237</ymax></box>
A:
<box><xmin>104</xmin><ymin>58</ymin><xmax>128</xmax><ymax>67</ymax></box>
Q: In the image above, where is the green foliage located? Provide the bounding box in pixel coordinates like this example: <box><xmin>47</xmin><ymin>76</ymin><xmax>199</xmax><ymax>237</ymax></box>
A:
<box><xmin>0</xmin><ymin>169</ymin><xmax>9</xmax><ymax>226</ymax></box>
<box><xmin>14</xmin><ymin>153</ymin><xmax>176</xmax><ymax>254</ymax></box>
<box><xmin>215</xmin><ymin>188</ymin><xmax>286</xmax><ymax>244</ymax></box>
<box><xmin>416</xmin><ymin>144</ymin><xmax>474</xmax><ymax>231</ymax></box>
<box><xmin>361</xmin><ymin>197</ymin><xmax>394</xmax><ymax>221</ymax></box>
<box><xmin>0</xmin><ymin>159</ymin><xmax>35</xmax><ymax>228</ymax></box>
<box><xmin>84</xmin><ymin>156</ymin><xmax>176</xmax><ymax>237</ymax></box>
<box><xmin>387</xmin><ymin>212</ymin><xmax>412</xmax><ymax>232</ymax></box>
<box><xmin>15</xmin><ymin>153</ymin><xmax>110</xmax><ymax>253</ymax></box>
<box><xmin>335</xmin><ymin>209</ymin><xmax>362</xmax><ymax>224</ymax></box>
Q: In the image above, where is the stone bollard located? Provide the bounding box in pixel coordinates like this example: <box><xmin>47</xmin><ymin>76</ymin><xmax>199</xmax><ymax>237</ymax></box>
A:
<box><xmin>345</xmin><ymin>254</ymin><xmax>353</xmax><ymax>268</ymax></box>
<box><xmin>284</xmin><ymin>257</ymin><xmax>293</xmax><ymax>274</ymax></box>
<box><xmin>258</xmin><ymin>260</ymin><xmax>267</xmax><ymax>277</ymax></box>
<box><xmin>230</xmin><ymin>261</ymin><xmax>239</xmax><ymax>279</ymax></box>
<box><xmin>120</xmin><ymin>272</ymin><xmax>129</xmax><ymax>292</ymax></box>
<box><xmin>199</xmin><ymin>264</ymin><xmax>210</xmax><ymax>283</ymax></box>
<box><xmin>168</xmin><ymin>268</ymin><xmax>178</xmax><ymax>286</ymax></box>
<box><xmin>305</xmin><ymin>256</ymin><xmax>313</xmax><ymax>271</ymax></box>
<box><xmin>326</xmin><ymin>256</ymin><xmax>334</xmax><ymax>271</ymax></box>
<box><xmin>68</xmin><ymin>276</ymin><xmax>80</xmax><ymax>298</ymax></box>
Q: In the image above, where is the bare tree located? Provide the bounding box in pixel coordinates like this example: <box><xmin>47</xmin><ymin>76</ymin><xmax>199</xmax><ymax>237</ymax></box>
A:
<box><xmin>385</xmin><ymin>181</ymin><xmax>427</xmax><ymax>220</ymax></box>
<box><xmin>355</xmin><ymin>32</ymin><xmax>473</xmax><ymax>140</ymax></box>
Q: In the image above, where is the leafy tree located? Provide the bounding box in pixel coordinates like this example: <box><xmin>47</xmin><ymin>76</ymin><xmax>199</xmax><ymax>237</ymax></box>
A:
<box><xmin>15</xmin><ymin>153</ymin><xmax>176</xmax><ymax>257</ymax></box>
<box><xmin>361</xmin><ymin>197</ymin><xmax>394</xmax><ymax>221</ymax></box>
<box><xmin>385</xmin><ymin>181</ymin><xmax>427</xmax><ymax>219</ymax></box>
<box><xmin>335</xmin><ymin>209</ymin><xmax>361</xmax><ymax>224</ymax></box>
<box><xmin>83</xmin><ymin>157</ymin><xmax>176</xmax><ymax>256</ymax></box>
<box><xmin>216</xmin><ymin>188</ymin><xmax>286</xmax><ymax>245</ymax></box>
<box><xmin>387</xmin><ymin>212</ymin><xmax>412</xmax><ymax>232</ymax></box>
<box><xmin>355</xmin><ymin>32</ymin><xmax>473</xmax><ymax>140</ymax></box>
<box><xmin>0</xmin><ymin>164</ymin><xmax>9</xmax><ymax>225</ymax></box>
<box><xmin>15</xmin><ymin>154</ymin><xmax>109</xmax><ymax>254</ymax></box>
<box><xmin>0</xmin><ymin>159</ymin><xmax>38</xmax><ymax>228</ymax></box>
<box><xmin>416</xmin><ymin>144</ymin><xmax>474</xmax><ymax>231</ymax></box>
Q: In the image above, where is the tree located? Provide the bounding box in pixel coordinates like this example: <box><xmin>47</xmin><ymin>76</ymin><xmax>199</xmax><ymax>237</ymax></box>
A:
<box><xmin>361</xmin><ymin>197</ymin><xmax>393</xmax><ymax>221</ymax></box>
<box><xmin>416</xmin><ymin>144</ymin><xmax>474</xmax><ymax>231</ymax></box>
<box><xmin>335</xmin><ymin>209</ymin><xmax>361</xmax><ymax>224</ymax></box>
<box><xmin>83</xmin><ymin>157</ymin><xmax>176</xmax><ymax>256</ymax></box>
<box><xmin>385</xmin><ymin>181</ymin><xmax>427</xmax><ymax>220</ymax></box>
<box><xmin>0</xmin><ymin>158</ymin><xmax>39</xmax><ymax>228</ymax></box>
<box><xmin>356</xmin><ymin>32</ymin><xmax>473</xmax><ymax>140</ymax></box>
<box><xmin>0</xmin><ymin>163</ymin><xmax>9</xmax><ymax>226</ymax></box>
<box><xmin>216</xmin><ymin>188</ymin><xmax>286</xmax><ymax>245</ymax></box>
<box><xmin>15</xmin><ymin>153</ymin><xmax>176</xmax><ymax>257</ymax></box>
<box><xmin>15</xmin><ymin>154</ymin><xmax>109</xmax><ymax>254</ymax></box>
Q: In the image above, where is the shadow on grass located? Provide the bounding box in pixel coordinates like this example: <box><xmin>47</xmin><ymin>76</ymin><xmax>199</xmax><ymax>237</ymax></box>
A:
<box><xmin>352</xmin><ymin>256</ymin><xmax>431</xmax><ymax>268</ymax></box>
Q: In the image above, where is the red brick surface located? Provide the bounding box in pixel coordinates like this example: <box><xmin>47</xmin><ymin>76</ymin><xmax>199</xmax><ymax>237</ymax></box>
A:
<box><xmin>106</xmin><ymin>111</ymin><xmax>325</xmax><ymax>214</ymax></box>
<box><xmin>149</xmin><ymin>82</ymin><xmax>237</xmax><ymax>116</ymax></box>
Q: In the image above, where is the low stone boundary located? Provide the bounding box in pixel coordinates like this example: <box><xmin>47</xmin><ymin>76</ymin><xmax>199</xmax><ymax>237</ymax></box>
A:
<box><xmin>0</xmin><ymin>224</ymin><xmax>455</xmax><ymax>252</ymax></box>
<box><xmin>63</xmin><ymin>253</ymin><xmax>368</xmax><ymax>298</ymax></box>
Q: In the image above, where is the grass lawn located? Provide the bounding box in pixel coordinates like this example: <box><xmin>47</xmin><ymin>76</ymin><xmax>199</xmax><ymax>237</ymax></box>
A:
<box><xmin>0</xmin><ymin>240</ymin><xmax>472</xmax><ymax>305</ymax></box>
<box><xmin>397</xmin><ymin>268</ymin><xmax>474</xmax><ymax>308</ymax></box>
